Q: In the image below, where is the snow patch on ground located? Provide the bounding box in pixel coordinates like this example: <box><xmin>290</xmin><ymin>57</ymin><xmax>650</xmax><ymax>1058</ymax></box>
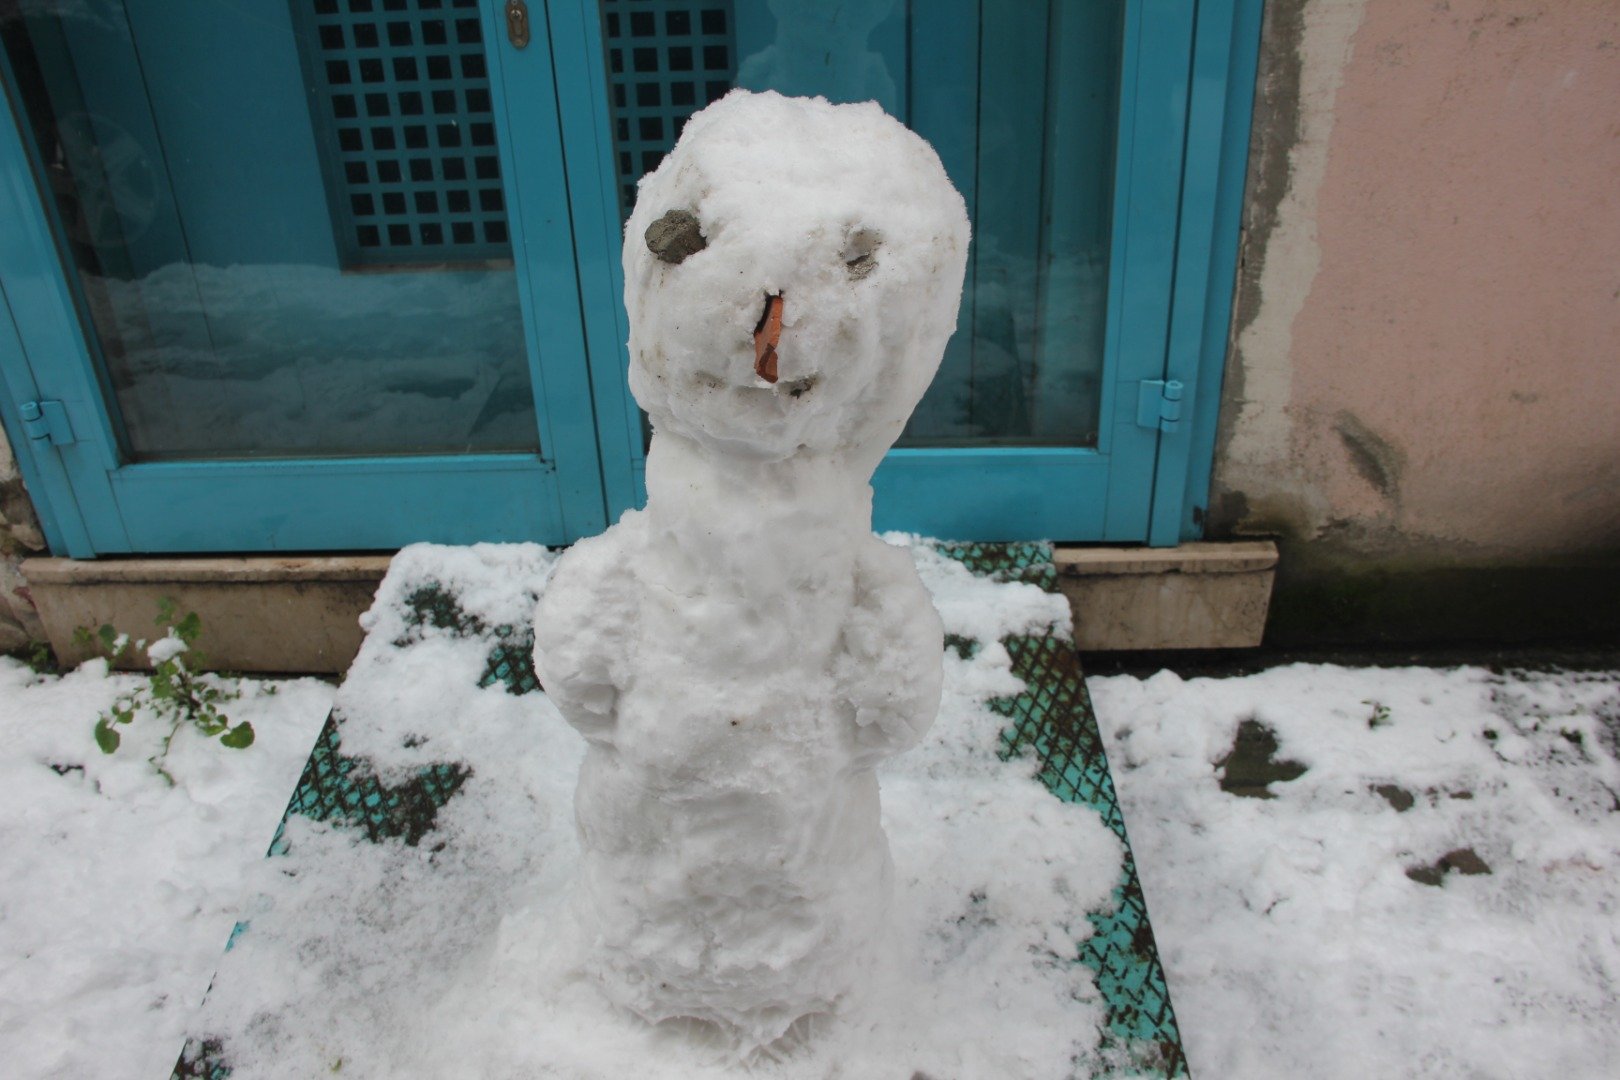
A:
<box><xmin>1091</xmin><ymin>663</ymin><xmax>1620</xmax><ymax>1080</ymax></box>
<box><xmin>0</xmin><ymin>658</ymin><xmax>335</xmax><ymax>1080</ymax></box>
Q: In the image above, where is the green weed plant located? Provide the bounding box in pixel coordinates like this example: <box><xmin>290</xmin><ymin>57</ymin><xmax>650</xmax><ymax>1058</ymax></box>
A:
<box><xmin>78</xmin><ymin>599</ymin><xmax>253</xmax><ymax>784</ymax></box>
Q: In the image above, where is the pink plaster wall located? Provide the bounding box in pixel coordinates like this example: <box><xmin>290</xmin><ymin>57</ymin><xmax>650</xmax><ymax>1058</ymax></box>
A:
<box><xmin>1217</xmin><ymin>0</ymin><xmax>1620</xmax><ymax>561</ymax></box>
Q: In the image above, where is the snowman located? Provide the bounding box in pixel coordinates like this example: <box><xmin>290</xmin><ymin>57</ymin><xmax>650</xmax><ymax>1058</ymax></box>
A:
<box><xmin>534</xmin><ymin>90</ymin><xmax>970</xmax><ymax>1049</ymax></box>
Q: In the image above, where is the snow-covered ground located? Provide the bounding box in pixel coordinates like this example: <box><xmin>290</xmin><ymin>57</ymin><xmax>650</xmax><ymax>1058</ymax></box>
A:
<box><xmin>0</xmin><ymin>657</ymin><xmax>334</xmax><ymax>1080</ymax></box>
<box><xmin>2</xmin><ymin>647</ymin><xmax>1617</xmax><ymax>1078</ymax></box>
<box><xmin>1092</xmin><ymin>664</ymin><xmax>1620</xmax><ymax>1079</ymax></box>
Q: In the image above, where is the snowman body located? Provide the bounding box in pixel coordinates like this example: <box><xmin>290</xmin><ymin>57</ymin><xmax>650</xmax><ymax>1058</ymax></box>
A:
<box><xmin>534</xmin><ymin>91</ymin><xmax>969</xmax><ymax>1047</ymax></box>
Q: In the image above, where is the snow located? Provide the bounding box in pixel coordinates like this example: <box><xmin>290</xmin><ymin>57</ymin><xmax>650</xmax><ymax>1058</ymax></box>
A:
<box><xmin>0</xmin><ymin>657</ymin><xmax>335</xmax><ymax>1080</ymax></box>
<box><xmin>622</xmin><ymin>90</ymin><xmax>969</xmax><ymax>471</ymax></box>
<box><xmin>533</xmin><ymin>89</ymin><xmax>976</xmax><ymax>1046</ymax></box>
<box><xmin>190</xmin><ymin>540</ymin><xmax>1125</xmax><ymax>1079</ymax></box>
<box><xmin>145</xmin><ymin>632</ymin><xmax>188</xmax><ymax>664</ymax></box>
<box><xmin>1091</xmin><ymin>663</ymin><xmax>1620</xmax><ymax>1080</ymax></box>
<box><xmin>3</xmin><ymin>585</ymin><xmax>1618</xmax><ymax>1077</ymax></box>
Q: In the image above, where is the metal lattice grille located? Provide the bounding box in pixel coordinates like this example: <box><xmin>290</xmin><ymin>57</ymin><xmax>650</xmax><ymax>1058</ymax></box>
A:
<box><xmin>293</xmin><ymin>0</ymin><xmax>511</xmax><ymax>265</ymax></box>
<box><xmin>269</xmin><ymin>714</ymin><xmax>473</xmax><ymax>852</ymax></box>
<box><xmin>600</xmin><ymin>0</ymin><xmax>737</xmax><ymax>217</ymax></box>
<box><xmin>992</xmin><ymin>633</ymin><xmax>1187</xmax><ymax>1075</ymax></box>
<box><xmin>940</xmin><ymin>541</ymin><xmax>1189</xmax><ymax>1076</ymax></box>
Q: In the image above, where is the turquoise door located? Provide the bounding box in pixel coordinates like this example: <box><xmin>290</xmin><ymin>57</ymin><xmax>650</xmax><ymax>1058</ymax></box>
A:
<box><xmin>0</xmin><ymin>0</ymin><xmax>610</xmax><ymax>555</ymax></box>
<box><xmin>1</xmin><ymin>0</ymin><xmax>1259</xmax><ymax>556</ymax></box>
<box><xmin>572</xmin><ymin>0</ymin><xmax>1262</xmax><ymax>545</ymax></box>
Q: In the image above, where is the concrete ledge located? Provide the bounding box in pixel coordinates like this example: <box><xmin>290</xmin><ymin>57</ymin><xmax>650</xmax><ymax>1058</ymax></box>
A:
<box><xmin>22</xmin><ymin>540</ymin><xmax>1280</xmax><ymax>670</ymax></box>
<box><xmin>23</xmin><ymin>556</ymin><xmax>392</xmax><ymax>674</ymax></box>
<box><xmin>1055</xmin><ymin>541</ymin><xmax>1278</xmax><ymax>651</ymax></box>
<box><xmin>22</xmin><ymin>556</ymin><xmax>393</xmax><ymax>585</ymax></box>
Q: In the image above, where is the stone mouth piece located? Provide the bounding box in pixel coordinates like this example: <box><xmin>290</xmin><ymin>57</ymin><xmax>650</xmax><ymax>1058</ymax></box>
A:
<box><xmin>753</xmin><ymin>293</ymin><xmax>783</xmax><ymax>384</ymax></box>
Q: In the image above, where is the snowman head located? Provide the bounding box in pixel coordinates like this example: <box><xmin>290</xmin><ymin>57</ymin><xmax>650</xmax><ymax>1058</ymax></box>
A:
<box><xmin>624</xmin><ymin>91</ymin><xmax>969</xmax><ymax>472</ymax></box>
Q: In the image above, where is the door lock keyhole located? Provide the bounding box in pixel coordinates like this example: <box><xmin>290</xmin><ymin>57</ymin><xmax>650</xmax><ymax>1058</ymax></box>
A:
<box><xmin>506</xmin><ymin>0</ymin><xmax>530</xmax><ymax>48</ymax></box>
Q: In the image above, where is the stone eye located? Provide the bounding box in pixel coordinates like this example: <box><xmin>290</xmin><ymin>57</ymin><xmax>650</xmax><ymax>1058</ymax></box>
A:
<box><xmin>843</xmin><ymin>228</ymin><xmax>880</xmax><ymax>279</ymax></box>
<box><xmin>645</xmin><ymin>209</ymin><xmax>706</xmax><ymax>264</ymax></box>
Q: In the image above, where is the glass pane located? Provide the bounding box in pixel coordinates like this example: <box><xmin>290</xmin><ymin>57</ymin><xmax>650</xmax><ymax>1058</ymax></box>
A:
<box><xmin>597</xmin><ymin>0</ymin><xmax>1122</xmax><ymax>448</ymax></box>
<box><xmin>1</xmin><ymin>0</ymin><xmax>537</xmax><ymax>460</ymax></box>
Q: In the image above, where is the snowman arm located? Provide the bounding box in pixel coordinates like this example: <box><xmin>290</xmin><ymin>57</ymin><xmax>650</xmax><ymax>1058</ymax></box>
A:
<box><xmin>533</xmin><ymin>535</ymin><xmax>634</xmax><ymax>742</ymax></box>
<box><xmin>837</xmin><ymin>543</ymin><xmax>945</xmax><ymax>760</ymax></box>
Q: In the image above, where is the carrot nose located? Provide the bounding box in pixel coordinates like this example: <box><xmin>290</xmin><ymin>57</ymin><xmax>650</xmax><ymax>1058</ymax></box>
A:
<box><xmin>753</xmin><ymin>293</ymin><xmax>783</xmax><ymax>383</ymax></box>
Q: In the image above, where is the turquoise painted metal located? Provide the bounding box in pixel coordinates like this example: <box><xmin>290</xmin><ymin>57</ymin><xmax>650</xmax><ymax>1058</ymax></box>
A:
<box><xmin>887</xmin><ymin>0</ymin><xmax>1181</xmax><ymax>544</ymax></box>
<box><xmin>172</xmin><ymin>541</ymin><xmax>1186</xmax><ymax>1078</ymax></box>
<box><xmin>475</xmin><ymin>0</ymin><xmax>613</xmax><ymax>541</ymax></box>
<box><xmin>1</xmin><ymin>0</ymin><xmax>1263</xmax><ymax>553</ymax></box>
<box><xmin>1168</xmin><ymin>0</ymin><xmax>1268</xmax><ymax>544</ymax></box>
<box><xmin>548</xmin><ymin>0</ymin><xmax>651</xmax><ymax>523</ymax></box>
<box><xmin>947</xmin><ymin>541</ymin><xmax>1188</xmax><ymax>1073</ymax></box>
<box><xmin>563</xmin><ymin>0</ymin><xmax>1259</xmax><ymax>545</ymax></box>
<box><xmin>283</xmin><ymin>0</ymin><xmax>516</xmax><ymax>265</ymax></box>
<box><xmin>0</xmin><ymin>1</ymin><xmax>611</xmax><ymax>552</ymax></box>
<box><xmin>576</xmin><ymin>0</ymin><xmax>1257</xmax><ymax>544</ymax></box>
<box><xmin>31</xmin><ymin>2</ymin><xmax>542</xmax><ymax>461</ymax></box>
<box><xmin>106</xmin><ymin>455</ymin><xmax>566</xmax><ymax>551</ymax></box>
<box><xmin>1097</xmin><ymin>0</ymin><xmax>1195</xmax><ymax>544</ymax></box>
<box><xmin>0</xmin><ymin>283</ymin><xmax>83</xmax><ymax>555</ymax></box>
<box><xmin>0</xmin><ymin>44</ymin><xmax>128</xmax><ymax>558</ymax></box>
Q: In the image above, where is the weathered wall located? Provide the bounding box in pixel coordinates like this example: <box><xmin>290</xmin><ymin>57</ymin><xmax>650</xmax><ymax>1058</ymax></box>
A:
<box><xmin>1212</xmin><ymin>0</ymin><xmax>1620</xmax><ymax>643</ymax></box>
<box><xmin>0</xmin><ymin>422</ymin><xmax>48</xmax><ymax>651</ymax></box>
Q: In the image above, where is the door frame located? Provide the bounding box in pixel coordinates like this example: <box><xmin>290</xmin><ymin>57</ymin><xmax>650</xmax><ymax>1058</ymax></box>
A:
<box><xmin>1158</xmin><ymin>0</ymin><xmax>1265</xmax><ymax>545</ymax></box>
<box><xmin>545</xmin><ymin>0</ymin><xmax>1264</xmax><ymax>546</ymax></box>
<box><xmin>1</xmin><ymin>0</ymin><xmax>1263</xmax><ymax>556</ymax></box>
<box><xmin>0</xmin><ymin>0</ymin><xmax>611</xmax><ymax>556</ymax></box>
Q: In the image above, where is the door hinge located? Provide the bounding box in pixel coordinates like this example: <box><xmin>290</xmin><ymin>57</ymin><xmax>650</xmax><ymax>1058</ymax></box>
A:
<box><xmin>19</xmin><ymin>400</ymin><xmax>76</xmax><ymax>447</ymax></box>
<box><xmin>1135</xmin><ymin>379</ymin><xmax>1185</xmax><ymax>434</ymax></box>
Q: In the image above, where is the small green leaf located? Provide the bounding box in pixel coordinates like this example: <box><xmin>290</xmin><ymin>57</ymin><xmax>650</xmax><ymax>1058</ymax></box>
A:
<box><xmin>220</xmin><ymin>722</ymin><xmax>255</xmax><ymax>749</ymax></box>
<box><xmin>94</xmin><ymin>718</ymin><xmax>121</xmax><ymax>754</ymax></box>
<box><xmin>155</xmin><ymin>597</ymin><xmax>177</xmax><ymax>628</ymax></box>
<box><xmin>176</xmin><ymin>611</ymin><xmax>202</xmax><ymax>645</ymax></box>
<box><xmin>98</xmin><ymin>623</ymin><xmax>117</xmax><ymax>648</ymax></box>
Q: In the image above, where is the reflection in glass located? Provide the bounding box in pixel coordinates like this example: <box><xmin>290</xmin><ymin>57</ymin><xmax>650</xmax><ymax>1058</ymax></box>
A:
<box><xmin>735</xmin><ymin>0</ymin><xmax>898</xmax><ymax>116</ymax></box>
<box><xmin>1</xmin><ymin>0</ymin><xmax>537</xmax><ymax>460</ymax></box>
<box><xmin>598</xmin><ymin>0</ymin><xmax>1123</xmax><ymax>448</ymax></box>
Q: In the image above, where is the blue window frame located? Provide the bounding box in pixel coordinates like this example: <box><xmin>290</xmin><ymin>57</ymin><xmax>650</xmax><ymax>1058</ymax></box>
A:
<box><xmin>552</xmin><ymin>0</ymin><xmax>1265</xmax><ymax>545</ymax></box>
<box><xmin>0</xmin><ymin>0</ymin><xmax>609</xmax><ymax>555</ymax></box>
<box><xmin>0</xmin><ymin>0</ymin><xmax>1261</xmax><ymax>556</ymax></box>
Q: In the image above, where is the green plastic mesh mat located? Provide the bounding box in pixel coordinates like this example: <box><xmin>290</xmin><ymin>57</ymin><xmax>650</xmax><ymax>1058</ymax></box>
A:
<box><xmin>174</xmin><ymin>542</ymin><xmax>1186</xmax><ymax>1079</ymax></box>
<box><xmin>940</xmin><ymin>542</ymin><xmax>1188</xmax><ymax>1077</ymax></box>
